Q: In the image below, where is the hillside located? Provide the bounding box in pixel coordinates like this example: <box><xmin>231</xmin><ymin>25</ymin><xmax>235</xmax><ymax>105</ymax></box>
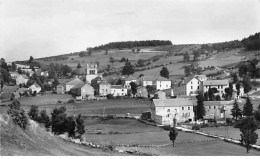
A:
<box><xmin>0</xmin><ymin>114</ymin><xmax>127</xmax><ymax>156</ymax></box>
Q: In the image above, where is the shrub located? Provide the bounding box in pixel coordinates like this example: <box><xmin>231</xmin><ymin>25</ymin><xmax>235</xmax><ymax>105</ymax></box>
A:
<box><xmin>64</xmin><ymin>116</ymin><xmax>76</xmax><ymax>138</ymax></box>
<box><xmin>67</xmin><ymin>99</ymin><xmax>75</xmax><ymax>103</ymax></box>
<box><xmin>57</xmin><ymin>100</ymin><xmax>62</xmax><ymax>104</ymax></box>
<box><xmin>51</xmin><ymin>107</ymin><xmax>68</xmax><ymax>135</ymax></box>
<box><xmin>192</xmin><ymin>124</ymin><xmax>200</xmax><ymax>130</ymax></box>
<box><xmin>38</xmin><ymin>109</ymin><xmax>51</xmax><ymax>130</ymax></box>
<box><xmin>28</xmin><ymin>105</ymin><xmax>39</xmax><ymax>121</ymax></box>
<box><xmin>76</xmin><ymin>114</ymin><xmax>85</xmax><ymax>138</ymax></box>
<box><xmin>106</xmin><ymin>94</ymin><xmax>114</xmax><ymax>99</ymax></box>
<box><xmin>7</xmin><ymin>100</ymin><xmax>29</xmax><ymax>129</ymax></box>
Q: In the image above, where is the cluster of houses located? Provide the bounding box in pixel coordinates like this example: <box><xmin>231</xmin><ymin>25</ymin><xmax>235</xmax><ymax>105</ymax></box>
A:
<box><xmin>5</xmin><ymin>62</ymin><xmax>247</xmax><ymax>126</ymax></box>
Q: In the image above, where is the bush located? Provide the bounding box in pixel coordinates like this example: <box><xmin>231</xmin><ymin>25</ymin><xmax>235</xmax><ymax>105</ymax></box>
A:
<box><xmin>192</xmin><ymin>124</ymin><xmax>200</xmax><ymax>130</ymax></box>
<box><xmin>38</xmin><ymin>109</ymin><xmax>51</xmax><ymax>130</ymax></box>
<box><xmin>28</xmin><ymin>105</ymin><xmax>39</xmax><ymax>121</ymax></box>
<box><xmin>67</xmin><ymin>99</ymin><xmax>75</xmax><ymax>103</ymax></box>
<box><xmin>57</xmin><ymin>100</ymin><xmax>62</xmax><ymax>104</ymax></box>
<box><xmin>7</xmin><ymin>100</ymin><xmax>29</xmax><ymax>129</ymax></box>
<box><xmin>106</xmin><ymin>94</ymin><xmax>114</xmax><ymax>99</ymax></box>
<box><xmin>51</xmin><ymin>107</ymin><xmax>68</xmax><ymax>135</ymax></box>
<box><xmin>76</xmin><ymin>114</ymin><xmax>85</xmax><ymax>138</ymax></box>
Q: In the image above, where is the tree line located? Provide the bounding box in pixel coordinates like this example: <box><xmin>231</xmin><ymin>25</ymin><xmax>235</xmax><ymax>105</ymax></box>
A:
<box><xmin>241</xmin><ymin>32</ymin><xmax>260</xmax><ymax>50</ymax></box>
<box><xmin>92</xmin><ymin>40</ymin><xmax>172</xmax><ymax>50</ymax></box>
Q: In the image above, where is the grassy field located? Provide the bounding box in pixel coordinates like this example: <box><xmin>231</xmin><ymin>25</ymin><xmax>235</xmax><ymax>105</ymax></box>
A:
<box><xmin>200</xmin><ymin>127</ymin><xmax>260</xmax><ymax>145</ymax></box>
<box><xmin>199</xmin><ymin>49</ymin><xmax>244</xmax><ymax>69</ymax></box>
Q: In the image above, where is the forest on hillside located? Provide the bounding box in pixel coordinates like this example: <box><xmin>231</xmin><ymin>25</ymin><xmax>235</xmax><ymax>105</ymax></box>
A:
<box><xmin>92</xmin><ymin>40</ymin><xmax>172</xmax><ymax>50</ymax></box>
<box><xmin>241</xmin><ymin>32</ymin><xmax>260</xmax><ymax>50</ymax></box>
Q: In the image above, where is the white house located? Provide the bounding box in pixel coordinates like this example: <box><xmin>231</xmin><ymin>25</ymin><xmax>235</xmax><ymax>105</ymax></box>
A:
<box><xmin>28</xmin><ymin>82</ymin><xmax>41</xmax><ymax>94</ymax></box>
<box><xmin>203</xmin><ymin>101</ymin><xmax>234</xmax><ymax>120</ymax></box>
<box><xmin>154</xmin><ymin>77</ymin><xmax>171</xmax><ymax>90</ymax></box>
<box><xmin>203</xmin><ymin>79</ymin><xmax>229</xmax><ymax>97</ymax></box>
<box><xmin>99</xmin><ymin>80</ymin><xmax>111</xmax><ymax>96</ymax></box>
<box><xmin>179</xmin><ymin>75</ymin><xmax>203</xmax><ymax>96</ymax></box>
<box><xmin>85</xmin><ymin>63</ymin><xmax>98</xmax><ymax>83</ymax></box>
<box><xmin>124</xmin><ymin>76</ymin><xmax>137</xmax><ymax>89</ymax></box>
<box><xmin>110</xmin><ymin>85</ymin><xmax>127</xmax><ymax>97</ymax></box>
<box><xmin>16</xmin><ymin>75</ymin><xmax>29</xmax><ymax>85</ymax></box>
<box><xmin>140</xmin><ymin>76</ymin><xmax>171</xmax><ymax>90</ymax></box>
<box><xmin>194</xmin><ymin>74</ymin><xmax>208</xmax><ymax>82</ymax></box>
<box><xmin>151</xmin><ymin>98</ymin><xmax>194</xmax><ymax>125</ymax></box>
<box><xmin>65</xmin><ymin>77</ymin><xmax>84</xmax><ymax>92</ymax></box>
<box><xmin>70</xmin><ymin>83</ymin><xmax>95</xmax><ymax>99</ymax></box>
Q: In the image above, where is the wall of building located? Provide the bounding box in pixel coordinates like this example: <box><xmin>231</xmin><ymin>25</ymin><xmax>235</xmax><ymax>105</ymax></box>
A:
<box><xmin>66</xmin><ymin>85</ymin><xmax>74</xmax><ymax>92</ymax></box>
<box><xmin>81</xmin><ymin>85</ymin><xmax>94</xmax><ymax>98</ymax></box>
<box><xmin>111</xmin><ymin>88</ymin><xmax>127</xmax><ymax>96</ymax></box>
<box><xmin>203</xmin><ymin>84</ymin><xmax>228</xmax><ymax>96</ymax></box>
<box><xmin>186</xmin><ymin>78</ymin><xmax>202</xmax><ymax>96</ymax></box>
<box><xmin>99</xmin><ymin>84</ymin><xmax>111</xmax><ymax>96</ymax></box>
<box><xmin>156</xmin><ymin>81</ymin><xmax>171</xmax><ymax>90</ymax></box>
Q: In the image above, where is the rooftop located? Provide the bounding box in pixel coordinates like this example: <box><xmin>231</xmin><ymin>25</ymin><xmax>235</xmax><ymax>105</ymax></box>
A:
<box><xmin>99</xmin><ymin>80</ymin><xmax>110</xmax><ymax>85</ymax></box>
<box><xmin>153</xmin><ymin>98</ymin><xmax>193</xmax><ymax>107</ymax></box>
<box><xmin>204</xmin><ymin>100</ymin><xmax>234</xmax><ymax>106</ymax></box>
<box><xmin>66</xmin><ymin>78</ymin><xmax>84</xmax><ymax>86</ymax></box>
<box><xmin>203</xmin><ymin>80</ymin><xmax>229</xmax><ymax>86</ymax></box>
<box><xmin>111</xmin><ymin>85</ymin><xmax>125</xmax><ymax>89</ymax></box>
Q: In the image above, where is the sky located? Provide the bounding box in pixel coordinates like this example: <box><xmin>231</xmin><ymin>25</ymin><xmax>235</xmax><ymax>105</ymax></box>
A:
<box><xmin>1</xmin><ymin>0</ymin><xmax>260</xmax><ymax>62</ymax></box>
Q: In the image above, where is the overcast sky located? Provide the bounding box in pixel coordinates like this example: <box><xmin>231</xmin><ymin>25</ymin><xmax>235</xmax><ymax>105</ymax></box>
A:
<box><xmin>1</xmin><ymin>0</ymin><xmax>260</xmax><ymax>62</ymax></box>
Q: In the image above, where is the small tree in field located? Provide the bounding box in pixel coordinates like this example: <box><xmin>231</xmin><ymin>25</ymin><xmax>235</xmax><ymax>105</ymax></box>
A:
<box><xmin>195</xmin><ymin>93</ymin><xmax>205</xmax><ymax>120</ymax></box>
<box><xmin>243</xmin><ymin>97</ymin><xmax>254</xmax><ymax>117</ymax></box>
<box><xmin>130</xmin><ymin>82</ymin><xmax>137</xmax><ymax>96</ymax></box>
<box><xmin>38</xmin><ymin>109</ymin><xmax>51</xmax><ymax>130</ymax></box>
<box><xmin>76</xmin><ymin>114</ymin><xmax>85</xmax><ymax>139</ymax></box>
<box><xmin>28</xmin><ymin>105</ymin><xmax>39</xmax><ymax>121</ymax></box>
<box><xmin>169</xmin><ymin>127</ymin><xmax>178</xmax><ymax>147</ymax></box>
<box><xmin>160</xmin><ymin>67</ymin><xmax>169</xmax><ymax>79</ymax></box>
<box><xmin>77</xmin><ymin>63</ymin><xmax>81</xmax><ymax>69</ymax></box>
<box><xmin>239</xmin><ymin>117</ymin><xmax>259</xmax><ymax>153</ymax></box>
<box><xmin>231</xmin><ymin>99</ymin><xmax>242</xmax><ymax>120</ymax></box>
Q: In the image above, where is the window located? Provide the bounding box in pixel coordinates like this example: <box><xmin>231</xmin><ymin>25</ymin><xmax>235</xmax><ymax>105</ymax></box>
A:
<box><xmin>167</xmin><ymin>109</ymin><xmax>170</xmax><ymax>112</ymax></box>
<box><xmin>214</xmin><ymin>106</ymin><xmax>216</xmax><ymax>109</ymax></box>
<box><xmin>198</xmin><ymin>81</ymin><xmax>200</xmax><ymax>84</ymax></box>
<box><xmin>191</xmin><ymin>81</ymin><xmax>192</xmax><ymax>84</ymax></box>
<box><xmin>209</xmin><ymin>106</ymin><xmax>211</xmax><ymax>109</ymax></box>
<box><xmin>188</xmin><ymin>107</ymin><xmax>190</xmax><ymax>110</ymax></box>
<box><xmin>182</xmin><ymin>107</ymin><xmax>184</xmax><ymax>110</ymax></box>
<box><xmin>166</xmin><ymin>114</ymin><xmax>170</xmax><ymax>117</ymax></box>
<box><xmin>122</xmin><ymin>89</ymin><xmax>124</xmax><ymax>91</ymax></box>
<box><xmin>197</xmin><ymin>86</ymin><xmax>199</xmax><ymax>89</ymax></box>
<box><xmin>188</xmin><ymin>112</ymin><xmax>190</xmax><ymax>116</ymax></box>
<box><xmin>221</xmin><ymin>86</ymin><xmax>223</xmax><ymax>89</ymax></box>
<box><xmin>218</xmin><ymin>85</ymin><xmax>219</xmax><ymax>89</ymax></box>
<box><xmin>191</xmin><ymin>86</ymin><xmax>193</xmax><ymax>89</ymax></box>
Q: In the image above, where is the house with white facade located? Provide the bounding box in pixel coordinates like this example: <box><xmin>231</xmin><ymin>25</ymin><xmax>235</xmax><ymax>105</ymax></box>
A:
<box><xmin>110</xmin><ymin>85</ymin><xmax>127</xmax><ymax>97</ymax></box>
<box><xmin>203</xmin><ymin>101</ymin><xmax>234</xmax><ymax>120</ymax></box>
<box><xmin>140</xmin><ymin>76</ymin><xmax>171</xmax><ymax>90</ymax></box>
<box><xmin>98</xmin><ymin>80</ymin><xmax>111</xmax><ymax>96</ymax></box>
<box><xmin>10</xmin><ymin>72</ymin><xmax>20</xmax><ymax>79</ymax></box>
<box><xmin>123</xmin><ymin>76</ymin><xmax>137</xmax><ymax>89</ymax></box>
<box><xmin>194</xmin><ymin>74</ymin><xmax>208</xmax><ymax>82</ymax></box>
<box><xmin>179</xmin><ymin>75</ymin><xmax>203</xmax><ymax>96</ymax></box>
<box><xmin>151</xmin><ymin>98</ymin><xmax>194</xmax><ymax>125</ymax></box>
<box><xmin>16</xmin><ymin>75</ymin><xmax>29</xmax><ymax>85</ymax></box>
<box><xmin>203</xmin><ymin>79</ymin><xmax>229</xmax><ymax>97</ymax></box>
<box><xmin>70</xmin><ymin>83</ymin><xmax>95</xmax><ymax>99</ymax></box>
<box><xmin>65</xmin><ymin>77</ymin><xmax>84</xmax><ymax>92</ymax></box>
<box><xmin>28</xmin><ymin>82</ymin><xmax>41</xmax><ymax>94</ymax></box>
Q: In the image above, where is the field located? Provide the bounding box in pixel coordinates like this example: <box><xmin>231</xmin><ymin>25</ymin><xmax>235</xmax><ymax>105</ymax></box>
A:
<box><xmin>199</xmin><ymin>49</ymin><xmax>244</xmax><ymax>69</ymax></box>
<box><xmin>82</xmin><ymin>118</ymin><xmax>260</xmax><ymax>155</ymax></box>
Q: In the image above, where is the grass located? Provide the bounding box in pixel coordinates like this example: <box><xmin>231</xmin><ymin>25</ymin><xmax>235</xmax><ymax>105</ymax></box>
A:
<box><xmin>200</xmin><ymin>127</ymin><xmax>260</xmax><ymax>145</ymax></box>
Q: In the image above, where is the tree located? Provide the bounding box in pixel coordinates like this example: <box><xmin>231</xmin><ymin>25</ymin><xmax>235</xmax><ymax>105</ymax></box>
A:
<box><xmin>146</xmin><ymin>85</ymin><xmax>157</xmax><ymax>95</ymax></box>
<box><xmin>183</xmin><ymin>52</ymin><xmax>190</xmax><ymax>62</ymax></box>
<box><xmin>76</xmin><ymin>114</ymin><xmax>85</xmax><ymax>138</ymax></box>
<box><xmin>61</xmin><ymin>65</ymin><xmax>72</xmax><ymax>76</ymax></box>
<box><xmin>0</xmin><ymin>68</ymin><xmax>10</xmax><ymax>83</ymax></box>
<box><xmin>236</xmin><ymin>83</ymin><xmax>241</xmax><ymax>97</ymax></box>
<box><xmin>11</xmin><ymin>62</ymin><xmax>17</xmax><ymax>71</ymax></box>
<box><xmin>53</xmin><ymin>77</ymin><xmax>59</xmax><ymax>87</ymax></box>
<box><xmin>195</xmin><ymin>93</ymin><xmax>205</xmax><ymax>120</ymax></box>
<box><xmin>204</xmin><ymin>92</ymin><xmax>209</xmax><ymax>101</ymax></box>
<box><xmin>65</xmin><ymin>116</ymin><xmax>76</xmax><ymax>138</ymax></box>
<box><xmin>216</xmin><ymin>95</ymin><xmax>221</xmax><ymax>101</ymax></box>
<box><xmin>132</xmin><ymin>48</ymin><xmax>135</xmax><ymax>53</ymax></box>
<box><xmin>120</xmin><ymin>57</ymin><xmax>126</xmax><ymax>62</ymax></box>
<box><xmin>91</xmin><ymin>77</ymin><xmax>100</xmax><ymax>95</ymax></box>
<box><xmin>77</xmin><ymin>63</ymin><xmax>81</xmax><ymax>69</ymax></box>
<box><xmin>1</xmin><ymin>80</ymin><xmax>4</xmax><ymax>91</ymax></box>
<box><xmin>105</xmin><ymin>48</ymin><xmax>108</xmax><ymax>55</ymax></box>
<box><xmin>122</xmin><ymin>61</ymin><xmax>134</xmax><ymax>76</ymax></box>
<box><xmin>29</xmin><ymin>56</ymin><xmax>34</xmax><ymax>63</ymax></box>
<box><xmin>239</xmin><ymin>117</ymin><xmax>259</xmax><ymax>153</ymax></box>
<box><xmin>231</xmin><ymin>99</ymin><xmax>242</xmax><ymax>120</ymax></box>
<box><xmin>193</xmin><ymin>50</ymin><xmax>200</xmax><ymax>61</ymax></box>
<box><xmin>116</xmin><ymin>78</ymin><xmax>123</xmax><ymax>85</ymax></box>
<box><xmin>184</xmin><ymin>66</ymin><xmax>191</xmax><ymax>77</ymax></box>
<box><xmin>169</xmin><ymin>127</ymin><xmax>178</xmax><ymax>147</ymax></box>
<box><xmin>38</xmin><ymin>109</ymin><xmax>51</xmax><ymax>129</ymax></box>
<box><xmin>231</xmin><ymin>73</ymin><xmax>238</xmax><ymax>84</ymax></box>
<box><xmin>160</xmin><ymin>67</ymin><xmax>169</xmax><ymax>79</ymax></box>
<box><xmin>130</xmin><ymin>82</ymin><xmax>137</xmax><ymax>96</ymax></box>
<box><xmin>109</xmin><ymin>57</ymin><xmax>115</xmax><ymax>66</ymax></box>
<box><xmin>87</xmin><ymin>47</ymin><xmax>92</xmax><ymax>56</ymax></box>
<box><xmin>243</xmin><ymin>75</ymin><xmax>252</xmax><ymax>94</ymax></box>
<box><xmin>18</xmin><ymin>67</ymin><xmax>22</xmax><ymax>74</ymax></box>
<box><xmin>208</xmin><ymin>88</ymin><xmax>215</xmax><ymax>101</ymax></box>
<box><xmin>28</xmin><ymin>105</ymin><xmax>39</xmax><ymax>121</ymax></box>
<box><xmin>7</xmin><ymin>100</ymin><xmax>29</xmax><ymax>129</ymax></box>
<box><xmin>243</xmin><ymin>97</ymin><xmax>254</xmax><ymax>117</ymax></box>
<box><xmin>51</xmin><ymin>107</ymin><xmax>67</xmax><ymax>135</ymax></box>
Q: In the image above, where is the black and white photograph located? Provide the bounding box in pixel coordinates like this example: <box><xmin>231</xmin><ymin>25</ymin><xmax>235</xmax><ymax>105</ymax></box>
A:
<box><xmin>0</xmin><ymin>0</ymin><xmax>260</xmax><ymax>156</ymax></box>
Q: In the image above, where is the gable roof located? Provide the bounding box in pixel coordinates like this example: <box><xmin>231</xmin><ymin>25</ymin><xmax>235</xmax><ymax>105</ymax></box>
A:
<box><xmin>99</xmin><ymin>80</ymin><xmax>110</xmax><ymax>85</ymax></box>
<box><xmin>154</xmin><ymin>76</ymin><xmax>171</xmax><ymax>81</ymax></box>
<box><xmin>66</xmin><ymin>78</ymin><xmax>84</xmax><ymax>86</ymax></box>
<box><xmin>153</xmin><ymin>98</ymin><xmax>193</xmax><ymax>107</ymax></box>
<box><xmin>181</xmin><ymin>75</ymin><xmax>199</xmax><ymax>85</ymax></box>
<box><xmin>71</xmin><ymin>83</ymin><xmax>86</xmax><ymax>89</ymax></box>
<box><xmin>30</xmin><ymin>82</ymin><xmax>41</xmax><ymax>88</ymax></box>
<box><xmin>204</xmin><ymin>101</ymin><xmax>234</xmax><ymax>106</ymax></box>
<box><xmin>194</xmin><ymin>75</ymin><xmax>207</xmax><ymax>80</ymax></box>
<box><xmin>111</xmin><ymin>85</ymin><xmax>125</xmax><ymax>89</ymax></box>
<box><xmin>124</xmin><ymin>76</ymin><xmax>137</xmax><ymax>81</ymax></box>
<box><xmin>203</xmin><ymin>80</ymin><xmax>229</xmax><ymax>86</ymax></box>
